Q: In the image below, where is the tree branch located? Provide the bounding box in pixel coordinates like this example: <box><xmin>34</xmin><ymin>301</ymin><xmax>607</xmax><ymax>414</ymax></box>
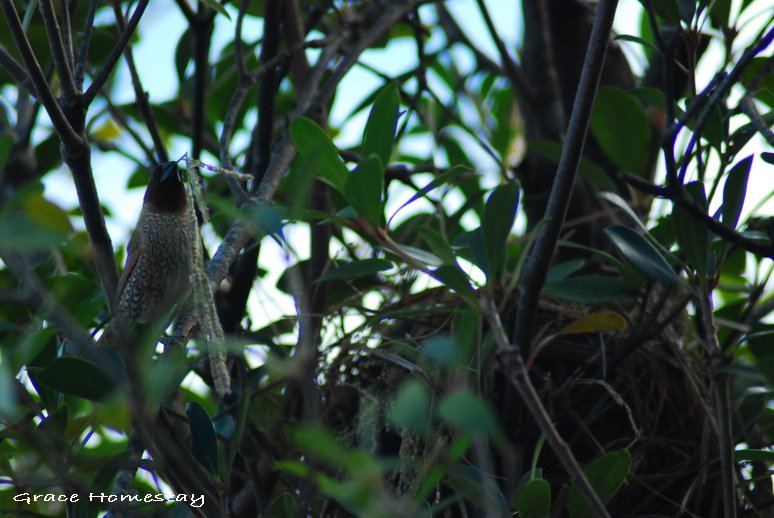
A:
<box><xmin>515</xmin><ymin>0</ymin><xmax>620</xmax><ymax>353</ymax></box>
<box><xmin>190</xmin><ymin>5</ymin><xmax>216</xmax><ymax>159</ymax></box>
<box><xmin>740</xmin><ymin>96</ymin><xmax>774</xmax><ymax>147</ymax></box>
<box><xmin>696</xmin><ymin>282</ymin><xmax>737</xmax><ymax>517</ymax></box>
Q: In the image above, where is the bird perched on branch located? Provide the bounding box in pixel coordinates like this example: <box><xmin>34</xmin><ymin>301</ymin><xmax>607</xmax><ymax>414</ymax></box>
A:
<box><xmin>100</xmin><ymin>161</ymin><xmax>195</xmax><ymax>348</ymax></box>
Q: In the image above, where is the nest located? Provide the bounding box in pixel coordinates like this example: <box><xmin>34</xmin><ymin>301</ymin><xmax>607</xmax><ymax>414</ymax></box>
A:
<box><xmin>318</xmin><ymin>285</ymin><xmax>721</xmax><ymax>516</ymax></box>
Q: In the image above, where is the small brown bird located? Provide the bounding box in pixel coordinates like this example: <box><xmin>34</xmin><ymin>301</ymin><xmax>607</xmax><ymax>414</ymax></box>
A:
<box><xmin>101</xmin><ymin>161</ymin><xmax>195</xmax><ymax>347</ymax></box>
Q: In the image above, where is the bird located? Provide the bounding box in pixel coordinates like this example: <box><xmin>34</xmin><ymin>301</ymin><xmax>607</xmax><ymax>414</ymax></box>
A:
<box><xmin>100</xmin><ymin>161</ymin><xmax>195</xmax><ymax>348</ymax></box>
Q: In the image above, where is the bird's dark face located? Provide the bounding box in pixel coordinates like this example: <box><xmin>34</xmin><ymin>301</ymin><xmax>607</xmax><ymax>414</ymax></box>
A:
<box><xmin>144</xmin><ymin>161</ymin><xmax>187</xmax><ymax>213</ymax></box>
<box><xmin>158</xmin><ymin>161</ymin><xmax>183</xmax><ymax>183</ymax></box>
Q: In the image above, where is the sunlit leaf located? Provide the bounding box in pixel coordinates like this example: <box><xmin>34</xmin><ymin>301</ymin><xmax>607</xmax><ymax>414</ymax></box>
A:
<box><xmin>557</xmin><ymin>311</ymin><xmax>628</xmax><ymax>336</ymax></box>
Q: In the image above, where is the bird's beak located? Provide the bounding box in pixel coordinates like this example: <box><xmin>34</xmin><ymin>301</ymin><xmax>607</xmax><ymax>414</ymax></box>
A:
<box><xmin>160</xmin><ymin>161</ymin><xmax>180</xmax><ymax>183</ymax></box>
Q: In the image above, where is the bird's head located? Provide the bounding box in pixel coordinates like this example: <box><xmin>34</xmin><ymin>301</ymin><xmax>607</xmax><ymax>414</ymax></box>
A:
<box><xmin>144</xmin><ymin>161</ymin><xmax>187</xmax><ymax>213</ymax></box>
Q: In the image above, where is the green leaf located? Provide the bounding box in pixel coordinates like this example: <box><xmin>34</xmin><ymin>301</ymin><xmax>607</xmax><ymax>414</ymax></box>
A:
<box><xmin>613</xmin><ymin>34</ymin><xmax>659</xmax><ymax>54</ymax></box>
<box><xmin>673</xmin><ymin>182</ymin><xmax>710</xmax><ymax>275</ymax></box>
<box><xmin>512</xmin><ymin>478</ymin><xmax>551</xmax><ymax>518</ymax></box>
<box><xmin>317</xmin><ymin>258</ymin><xmax>392</xmax><ymax>282</ymax></box>
<box><xmin>528</xmin><ymin>139</ymin><xmax>615</xmax><ymax>191</ymax></box>
<box><xmin>432</xmin><ymin>264</ymin><xmax>475</xmax><ymax>304</ymax></box>
<box><xmin>420</xmin><ymin>334</ymin><xmax>461</xmax><ymax>367</ymax></box>
<box><xmin>290</xmin><ymin>117</ymin><xmax>348</xmax><ymax>192</ymax></box>
<box><xmin>543</xmin><ymin>275</ymin><xmax>629</xmax><ymax>302</ymax></box>
<box><xmin>733</xmin><ymin>449</ymin><xmax>774</xmax><ymax>463</ymax></box>
<box><xmin>742</xmin><ymin>58</ymin><xmax>774</xmax><ymax>108</ymax></box>
<box><xmin>387</xmin><ymin>379</ymin><xmax>431</xmax><ymax>433</ymax></box>
<box><xmin>198</xmin><ymin>0</ymin><xmax>232</xmax><ymax>18</ymax></box>
<box><xmin>33</xmin><ymin>356</ymin><xmax>116</xmax><ymax>401</ymax></box>
<box><xmin>417</xmin><ymin>227</ymin><xmax>457</xmax><ymax>264</ymax></box>
<box><xmin>482</xmin><ymin>182</ymin><xmax>519</xmax><ymax>281</ymax></box>
<box><xmin>0</xmin><ymin>188</ymin><xmax>73</xmax><ymax>250</ymax></box>
<box><xmin>174</xmin><ymin>27</ymin><xmax>193</xmax><ymax>84</ymax></box>
<box><xmin>265</xmin><ymin>492</ymin><xmax>299</xmax><ymax>518</ymax></box>
<box><xmin>590</xmin><ymin>87</ymin><xmax>652</xmax><ymax>175</ymax></box>
<box><xmin>362</xmin><ymin>82</ymin><xmax>400</xmax><ymax>166</ymax></box>
<box><xmin>568</xmin><ymin>450</ymin><xmax>631</xmax><ymax>518</ymax></box>
<box><xmin>605</xmin><ymin>225</ymin><xmax>682</xmax><ymax>285</ymax></box>
<box><xmin>344</xmin><ymin>154</ymin><xmax>384</xmax><ymax>226</ymax></box>
<box><xmin>186</xmin><ymin>402</ymin><xmax>219</xmax><ymax>476</ymax></box>
<box><xmin>645</xmin><ymin>0</ymin><xmax>681</xmax><ymax>23</ymax></box>
<box><xmin>677</xmin><ymin>0</ymin><xmax>696</xmax><ymax>22</ymax></box>
<box><xmin>437</xmin><ymin>390</ymin><xmax>500</xmax><ymax>439</ymax></box>
<box><xmin>722</xmin><ymin>155</ymin><xmax>752</xmax><ymax>229</ymax></box>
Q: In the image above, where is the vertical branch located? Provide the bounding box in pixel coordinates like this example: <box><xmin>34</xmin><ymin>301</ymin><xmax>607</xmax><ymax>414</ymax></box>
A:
<box><xmin>190</xmin><ymin>6</ymin><xmax>215</xmax><ymax>160</ymax></box>
<box><xmin>58</xmin><ymin>0</ymin><xmax>75</xmax><ymax>70</ymax></box>
<box><xmin>514</xmin><ymin>0</ymin><xmax>619</xmax><ymax>353</ymax></box>
<box><xmin>74</xmin><ymin>0</ymin><xmax>98</xmax><ymax>89</ymax></box>
<box><xmin>482</xmin><ymin>297</ymin><xmax>610</xmax><ymax>517</ymax></box>
<box><xmin>111</xmin><ymin>1</ymin><xmax>166</xmax><ymax>162</ymax></box>
<box><xmin>696</xmin><ymin>282</ymin><xmax>737</xmax><ymax>518</ymax></box>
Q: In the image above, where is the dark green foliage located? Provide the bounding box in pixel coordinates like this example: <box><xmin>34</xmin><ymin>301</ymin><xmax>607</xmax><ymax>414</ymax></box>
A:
<box><xmin>1</xmin><ymin>0</ymin><xmax>772</xmax><ymax>516</ymax></box>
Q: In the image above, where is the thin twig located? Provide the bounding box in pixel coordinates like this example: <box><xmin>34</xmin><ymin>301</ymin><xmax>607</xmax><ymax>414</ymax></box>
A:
<box><xmin>740</xmin><ymin>96</ymin><xmax>774</xmax><ymax>147</ymax></box>
<box><xmin>58</xmin><ymin>0</ymin><xmax>75</xmax><ymax>72</ymax></box>
<box><xmin>83</xmin><ymin>0</ymin><xmax>149</xmax><ymax>106</ymax></box>
<box><xmin>674</xmin><ymin>24</ymin><xmax>774</xmax><ymax>182</ymax></box>
<box><xmin>514</xmin><ymin>0</ymin><xmax>621</xmax><ymax>353</ymax></box>
<box><xmin>473</xmin><ymin>0</ymin><xmax>530</xmax><ymax>97</ymax></box>
<box><xmin>39</xmin><ymin>0</ymin><xmax>78</xmax><ymax>99</ymax></box>
<box><xmin>622</xmin><ymin>173</ymin><xmax>774</xmax><ymax>258</ymax></box>
<box><xmin>74</xmin><ymin>0</ymin><xmax>98</xmax><ymax>89</ymax></box>
<box><xmin>481</xmin><ymin>296</ymin><xmax>610</xmax><ymax>517</ymax></box>
<box><xmin>0</xmin><ymin>0</ymin><xmax>80</xmax><ymax>147</ymax></box>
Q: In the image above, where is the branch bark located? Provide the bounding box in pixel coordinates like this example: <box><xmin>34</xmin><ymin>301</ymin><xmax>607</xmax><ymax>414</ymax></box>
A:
<box><xmin>515</xmin><ymin>0</ymin><xmax>620</xmax><ymax>352</ymax></box>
